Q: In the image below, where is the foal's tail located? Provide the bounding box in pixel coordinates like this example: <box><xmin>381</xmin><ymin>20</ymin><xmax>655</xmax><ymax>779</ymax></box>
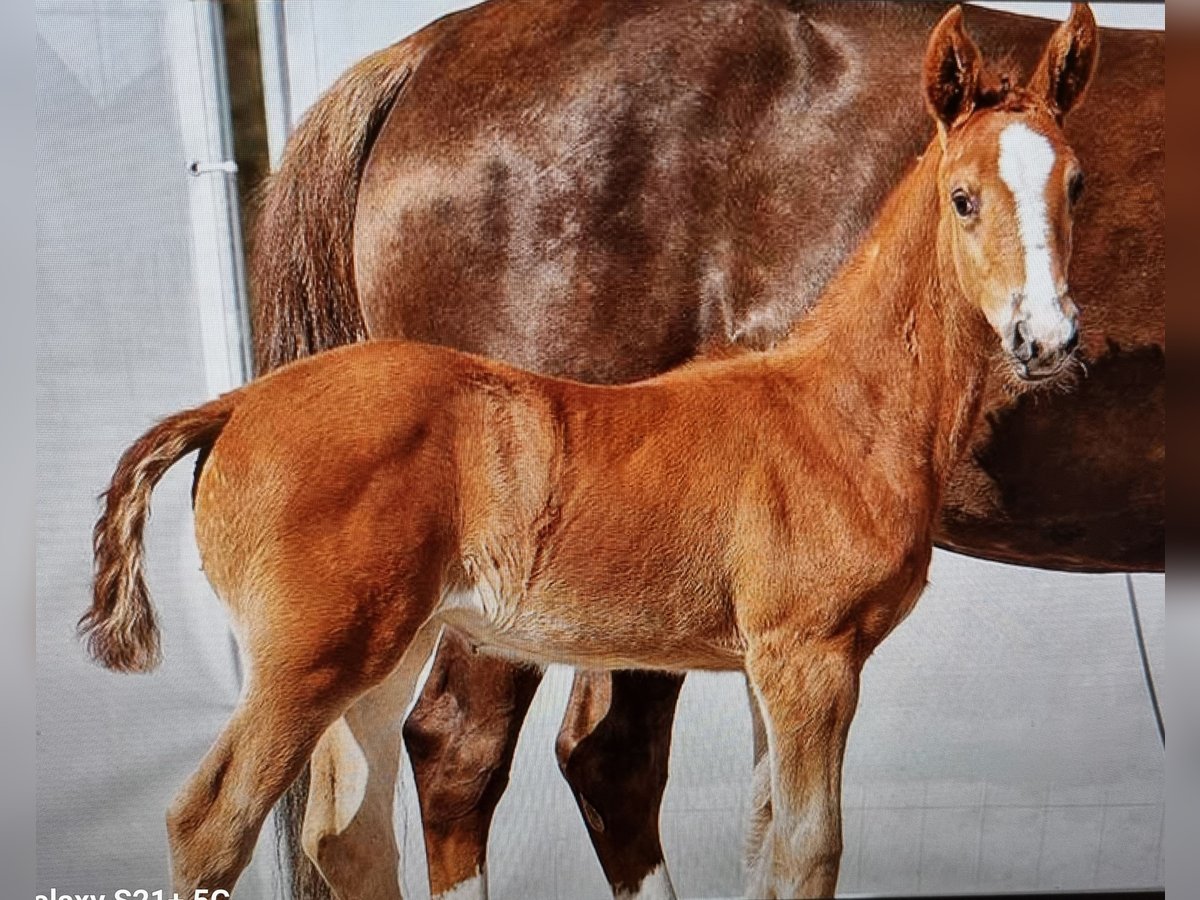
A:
<box><xmin>80</xmin><ymin>398</ymin><xmax>234</xmax><ymax>673</ymax></box>
<box><xmin>249</xmin><ymin>35</ymin><xmax>427</xmax><ymax>375</ymax></box>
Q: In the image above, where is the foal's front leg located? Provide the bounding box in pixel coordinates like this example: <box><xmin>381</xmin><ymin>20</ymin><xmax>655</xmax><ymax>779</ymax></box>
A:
<box><xmin>743</xmin><ymin>637</ymin><xmax>860</xmax><ymax>899</ymax></box>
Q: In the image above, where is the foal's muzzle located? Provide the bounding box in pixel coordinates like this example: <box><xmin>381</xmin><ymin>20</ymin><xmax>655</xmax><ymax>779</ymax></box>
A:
<box><xmin>1007</xmin><ymin>311</ymin><xmax>1079</xmax><ymax>382</ymax></box>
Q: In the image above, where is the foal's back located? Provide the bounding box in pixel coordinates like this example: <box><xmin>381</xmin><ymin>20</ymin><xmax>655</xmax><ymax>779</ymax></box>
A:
<box><xmin>195</xmin><ymin>342</ymin><xmax>753</xmax><ymax>637</ymax></box>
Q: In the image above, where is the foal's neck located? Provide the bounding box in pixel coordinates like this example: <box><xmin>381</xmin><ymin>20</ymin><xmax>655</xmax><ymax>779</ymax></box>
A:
<box><xmin>777</xmin><ymin>141</ymin><xmax>992</xmax><ymax>491</ymax></box>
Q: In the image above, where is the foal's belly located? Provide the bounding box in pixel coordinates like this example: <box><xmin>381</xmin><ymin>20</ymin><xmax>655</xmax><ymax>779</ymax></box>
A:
<box><xmin>435</xmin><ymin>582</ymin><xmax>746</xmax><ymax>673</ymax></box>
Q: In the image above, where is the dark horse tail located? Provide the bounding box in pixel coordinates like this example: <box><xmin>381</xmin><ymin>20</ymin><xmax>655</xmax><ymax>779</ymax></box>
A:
<box><xmin>81</xmin><ymin>399</ymin><xmax>234</xmax><ymax>673</ymax></box>
<box><xmin>250</xmin><ymin>29</ymin><xmax>435</xmax><ymax>900</ymax></box>
<box><xmin>250</xmin><ymin>36</ymin><xmax>425</xmax><ymax>375</ymax></box>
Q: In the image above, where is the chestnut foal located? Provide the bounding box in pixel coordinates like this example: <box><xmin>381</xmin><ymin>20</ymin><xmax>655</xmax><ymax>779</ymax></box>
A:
<box><xmin>82</xmin><ymin>6</ymin><xmax>1096</xmax><ymax>897</ymax></box>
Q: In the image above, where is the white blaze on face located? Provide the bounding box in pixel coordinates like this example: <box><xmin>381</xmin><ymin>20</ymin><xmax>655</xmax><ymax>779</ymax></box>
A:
<box><xmin>997</xmin><ymin>122</ymin><xmax>1073</xmax><ymax>348</ymax></box>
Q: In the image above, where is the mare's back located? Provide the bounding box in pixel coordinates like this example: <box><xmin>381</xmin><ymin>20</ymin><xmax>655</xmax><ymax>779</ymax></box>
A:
<box><xmin>350</xmin><ymin>0</ymin><xmax>1164</xmax><ymax>568</ymax></box>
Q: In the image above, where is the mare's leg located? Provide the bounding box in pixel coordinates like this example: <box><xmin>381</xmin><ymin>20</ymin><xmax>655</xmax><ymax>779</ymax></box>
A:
<box><xmin>403</xmin><ymin>630</ymin><xmax>543</xmax><ymax>899</ymax></box>
<box><xmin>403</xmin><ymin>647</ymin><xmax>684</xmax><ymax>900</ymax></box>
<box><xmin>748</xmin><ymin>676</ymin><xmax>769</xmax><ymax>765</ymax></box>
<box><xmin>301</xmin><ymin>623</ymin><xmax>442</xmax><ymax>900</ymax></box>
<box><xmin>555</xmin><ymin>670</ymin><xmax>684</xmax><ymax>899</ymax></box>
<box><xmin>744</xmin><ymin>681</ymin><xmax>772</xmax><ymax>878</ymax></box>
<box><xmin>743</xmin><ymin>637</ymin><xmax>860</xmax><ymax>900</ymax></box>
<box><xmin>165</xmin><ymin>609</ymin><xmax>440</xmax><ymax>896</ymax></box>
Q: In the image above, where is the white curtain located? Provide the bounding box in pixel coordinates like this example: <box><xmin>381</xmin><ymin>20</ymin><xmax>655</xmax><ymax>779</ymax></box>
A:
<box><xmin>36</xmin><ymin>1</ymin><xmax>268</xmax><ymax>895</ymax></box>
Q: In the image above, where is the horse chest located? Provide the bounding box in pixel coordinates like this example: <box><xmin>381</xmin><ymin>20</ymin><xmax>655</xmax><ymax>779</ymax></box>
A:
<box><xmin>842</xmin><ymin>541</ymin><xmax>933</xmax><ymax>652</ymax></box>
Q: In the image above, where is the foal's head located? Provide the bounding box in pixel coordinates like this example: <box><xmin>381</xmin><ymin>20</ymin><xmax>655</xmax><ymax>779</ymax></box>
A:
<box><xmin>923</xmin><ymin>4</ymin><xmax>1098</xmax><ymax>384</ymax></box>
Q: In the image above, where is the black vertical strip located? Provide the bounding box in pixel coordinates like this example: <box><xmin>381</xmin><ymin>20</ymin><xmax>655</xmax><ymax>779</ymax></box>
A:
<box><xmin>1126</xmin><ymin>573</ymin><xmax>1165</xmax><ymax>748</ymax></box>
<box><xmin>218</xmin><ymin>0</ymin><xmax>271</xmax><ymax>253</ymax></box>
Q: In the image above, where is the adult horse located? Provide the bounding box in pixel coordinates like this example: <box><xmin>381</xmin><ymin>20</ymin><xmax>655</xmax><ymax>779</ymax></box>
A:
<box><xmin>250</xmin><ymin>1</ymin><xmax>1163</xmax><ymax>898</ymax></box>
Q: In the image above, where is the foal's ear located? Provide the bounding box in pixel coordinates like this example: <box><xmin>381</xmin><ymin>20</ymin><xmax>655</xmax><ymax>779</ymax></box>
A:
<box><xmin>1028</xmin><ymin>3</ymin><xmax>1099</xmax><ymax>119</ymax></box>
<box><xmin>923</xmin><ymin>6</ymin><xmax>982</xmax><ymax>134</ymax></box>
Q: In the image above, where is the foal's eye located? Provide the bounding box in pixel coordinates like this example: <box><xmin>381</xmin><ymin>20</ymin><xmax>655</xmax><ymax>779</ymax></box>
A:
<box><xmin>1068</xmin><ymin>171</ymin><xmax>1085</xmax><ymax>207</ymax></box>
<box><xmin>950</xmin><ymin>189</ymin><xmax>977</xmax><ymax>219</ymax></box>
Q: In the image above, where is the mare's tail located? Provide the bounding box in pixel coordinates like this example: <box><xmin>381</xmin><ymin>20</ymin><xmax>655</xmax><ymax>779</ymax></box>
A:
<box><xmin>249</xmin><ymin>36</ymin><xmax>426</xmax><ymax>375</ymax></box>
<box><xmin>80</xmin><ymin>398</ymin><xmax>234</xmax><ymax>673</ymax></box>
<box><xmin>249</xmin><ymin>27</ymin><xmax>437</xmax><ymax>900</ymax></box>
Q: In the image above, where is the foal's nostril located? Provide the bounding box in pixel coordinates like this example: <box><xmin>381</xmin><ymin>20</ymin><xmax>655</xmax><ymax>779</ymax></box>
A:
<box><xmin>1062</xmin><ymin>324</ymin><xmax>1079</xmax><ymax>355</ymax></box>
<box><xmin>1012</xmin><ymin>320</ymin><xmax>1036</xmax><ymax>363</ymax></box>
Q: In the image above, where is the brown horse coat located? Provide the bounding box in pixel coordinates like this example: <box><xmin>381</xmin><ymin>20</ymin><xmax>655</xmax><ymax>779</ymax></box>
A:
<box><xmin>246</xmin><ymin>2</ymin><xmax>1161</xmax><ymax>898</ymax></box>
<box><xmin>84</xmin><ymin>10</ymin><xmax>1103</xmax><ymax>898</ymax></box>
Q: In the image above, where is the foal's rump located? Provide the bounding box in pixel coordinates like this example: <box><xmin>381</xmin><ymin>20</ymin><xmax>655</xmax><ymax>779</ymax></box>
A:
<box><xmin>187</xmin><ymin>343</ymin><xmax>562</xmax><ymax>637</ymax></box>
<box><xmin>81</xmin><ymin>341</ymin><xmax>538</xmax><ymax>675</ymax></box>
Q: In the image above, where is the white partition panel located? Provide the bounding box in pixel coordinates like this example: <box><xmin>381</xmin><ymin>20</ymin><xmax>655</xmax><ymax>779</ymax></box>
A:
<box><xmin>36</xmin><ymin>1</ymin><xmax>266</xmax><ymax>895</ymax></box>
<box><xmin>270</xmin><ymin>0</ymin><xmax>481</xmax><ymax>133</ymax></box>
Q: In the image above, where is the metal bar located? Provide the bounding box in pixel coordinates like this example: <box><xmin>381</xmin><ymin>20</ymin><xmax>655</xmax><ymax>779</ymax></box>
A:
<box><xmin>255</xmin><ymin>0</ymin><xmax>293</xmax><ymax>171</ymax></box>
<box><xmin>1125</xmin><ymin>573</ymin><xmax>1166</xmax><ymax>748</ymax></box>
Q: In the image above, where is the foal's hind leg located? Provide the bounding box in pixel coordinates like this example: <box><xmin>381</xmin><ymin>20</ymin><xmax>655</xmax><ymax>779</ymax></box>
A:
<box><xmin>302</xmin><ymin>622</ymin><xmax>442</xmax><ymax>900</ymax></box>
<box><xmin>165</xmin><ymin>610</ymin><xmax>438</xmax><ymax>895</ymax></box>
<box><xmin>166</xmin><ymin>676</ymin><xmax>348</xmax><ymax>894</ymax></box>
